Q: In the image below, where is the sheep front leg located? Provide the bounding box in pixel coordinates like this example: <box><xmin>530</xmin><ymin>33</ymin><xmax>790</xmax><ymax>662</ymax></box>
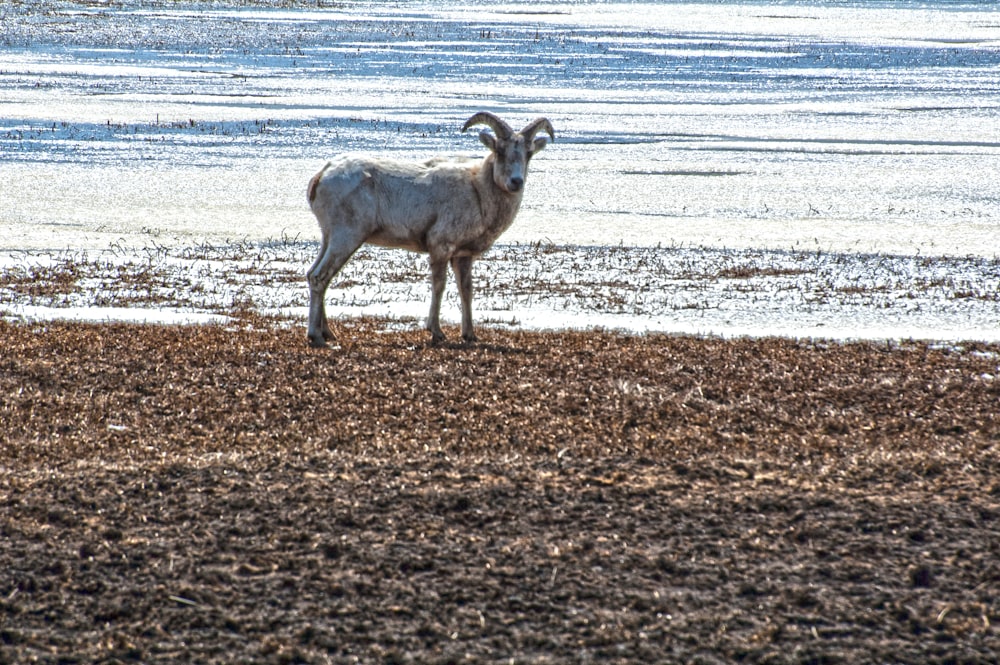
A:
<box><xmin>451</xmin><ymin>255</ymin><xmax>476</xmax><ymax>343</ymax></box>
<box><xmin>427</xmin><ymin>255</ymin><xmax>449</xmax><ymax>345</ymax></box>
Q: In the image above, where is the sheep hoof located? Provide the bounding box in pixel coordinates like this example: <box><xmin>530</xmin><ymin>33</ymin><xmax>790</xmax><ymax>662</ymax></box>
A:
<box><xmin>308</xmin><ymin>334</ymin><xmax>328</xmax><ymax>348</ymax></box>
<box><xmin>429</xmin><ymin>331</ymin><xmax>446</xmax><ymax>346</ymax></box>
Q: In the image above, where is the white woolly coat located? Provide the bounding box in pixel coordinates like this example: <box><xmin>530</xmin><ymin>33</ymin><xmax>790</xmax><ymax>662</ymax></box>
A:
<box><xmin>308</xmin><ymin>153</ymin><xmax>523</xmax><ymax>260</ymax></box>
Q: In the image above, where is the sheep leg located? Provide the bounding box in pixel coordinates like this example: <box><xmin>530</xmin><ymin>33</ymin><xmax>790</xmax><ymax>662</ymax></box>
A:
<box><xmin>306</xmin><ymin>230</ymin><xmax>335</xmax><ymax>344</ymax></box>
<box><xmin>427</xmin><ymin>255</ymin><xmax>449</xmax><ymax>345</ymax></box>
<box><xmin>451</xmin><ymin>255</ymin><xmax>476</xmax><ymax>343</ymax></box>
<box><xmin>307</xmin><ymin>229</ymin><xmax>363</xmax><ymax>348</ymax></box>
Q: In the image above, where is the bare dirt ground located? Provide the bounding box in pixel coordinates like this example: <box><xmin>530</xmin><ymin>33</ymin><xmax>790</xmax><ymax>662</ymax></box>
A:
<box><xmin>2</xmin><ymin>317</ymin><xmax>999</xmax><ymax>664</ymax></box>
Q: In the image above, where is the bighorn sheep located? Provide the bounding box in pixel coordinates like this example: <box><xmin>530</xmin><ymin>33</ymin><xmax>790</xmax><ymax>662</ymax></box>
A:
<box><xmin>305</xmin><ymin>111</ymin><xmax>555</xmax><ymax>347</ymax></box>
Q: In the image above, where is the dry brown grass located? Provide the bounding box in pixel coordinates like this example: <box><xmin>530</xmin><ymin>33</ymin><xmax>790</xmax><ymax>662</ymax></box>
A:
<box><xmin>2</xmin><ymin>318</ymin><xmax>999</xmax><ymax>663</ymax></box>
<box><xmin>2</xmin><ymin>317</ymin><xmax>998</xmax><ymax>473</ymax></box>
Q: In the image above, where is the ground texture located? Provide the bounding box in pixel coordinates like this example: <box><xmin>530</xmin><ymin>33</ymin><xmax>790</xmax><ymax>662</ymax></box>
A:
<box><xmin>1</xmin><ymin>318</ymin><xmax>999</xmax><ymax>664</ymax></box>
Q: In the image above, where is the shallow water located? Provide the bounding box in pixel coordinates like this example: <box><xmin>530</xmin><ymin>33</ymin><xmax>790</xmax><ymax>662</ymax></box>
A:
<box><xmin>2</xmin><ymin>0</ymin><xmax>998</xmax><ymax>255</ymax></box>
<box><xmin>1</xmin><ymin>1</ymin><xmax>999</xmax><ymax>340</ymax></box>
<box><xmin>3</xmin><ymin>239</ymin><xmax>998</xmax><ymax>342</ymax></box>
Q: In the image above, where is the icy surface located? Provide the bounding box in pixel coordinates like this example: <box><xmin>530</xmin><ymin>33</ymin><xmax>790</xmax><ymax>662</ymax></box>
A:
<box><xmin>2</xmin><ymin>241</ymin><xmax>998</xmax><ymax>342</ymax></box>
<box><xmin>1</xmin><ymin>1</ymin><xmax>998</xmax><ymax>340</ymax></box>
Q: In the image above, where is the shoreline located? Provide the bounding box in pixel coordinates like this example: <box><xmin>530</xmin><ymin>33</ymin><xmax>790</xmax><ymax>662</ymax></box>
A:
<box><xmin>2</xmin><ymin>239</ymin><xmax>999</xmax><ymax>344</ymax></box>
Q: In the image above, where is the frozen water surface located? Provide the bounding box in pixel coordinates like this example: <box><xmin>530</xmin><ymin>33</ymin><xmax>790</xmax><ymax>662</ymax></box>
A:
<box><xmin>1</xmin><ymin>0</ymin><xmax>998</xmax><ymax>340</ymax></box>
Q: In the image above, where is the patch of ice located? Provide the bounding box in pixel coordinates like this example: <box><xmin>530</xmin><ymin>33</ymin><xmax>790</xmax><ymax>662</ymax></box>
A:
<box><xmin>3</xmin><ymin>305</ymin><xmax>229</xmax><ymax>326</ymax></box>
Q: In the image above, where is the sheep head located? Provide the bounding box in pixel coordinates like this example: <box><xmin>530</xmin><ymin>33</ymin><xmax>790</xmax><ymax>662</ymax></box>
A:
<box><xmin>462</xmin><ymin>112</ymin><xmax>555</xmax><ymax>194</ymax></box>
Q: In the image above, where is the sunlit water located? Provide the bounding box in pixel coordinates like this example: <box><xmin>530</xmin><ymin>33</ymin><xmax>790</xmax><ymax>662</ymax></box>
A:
<box><xmin>2</xmin><ymin>0</ymin><xmax>998</xmax><ymax>255</ymax></box>
<box><xmin>1</xmin><ymin>1</ymin><xmax>999</xmax><ymax>340</ymax></box>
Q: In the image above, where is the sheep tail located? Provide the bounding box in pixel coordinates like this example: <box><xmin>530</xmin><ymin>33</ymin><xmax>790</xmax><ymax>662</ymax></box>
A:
<box><xmin>307</xmin><ymin>163</ymin><xmax>330</xmax><ymax>204</ymax></box>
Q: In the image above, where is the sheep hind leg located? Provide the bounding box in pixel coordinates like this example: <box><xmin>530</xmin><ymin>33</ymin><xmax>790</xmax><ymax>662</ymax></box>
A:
<box><xmin>305</xmin><ymin>232</ymin><xmax>333</xmax><ymax>344</ymax></box>
<box><xmin>307</xmin><ymin>231</ymin><xmax>362</xmax><ymax>348</ymax></box>
<box><xmin>426</xmin><ymin>255</ymin><xmax>449</xmax><ymax>345</ymax></box>
<box><xmin>451</xmin><ymin>255</ymin><xmax>476</xmax><ymax>343</ymax></box>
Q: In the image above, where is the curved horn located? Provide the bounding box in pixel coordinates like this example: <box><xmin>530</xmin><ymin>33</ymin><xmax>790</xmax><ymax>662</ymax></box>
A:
<box><xmin>462</xmin><ymin>111</ymin><xmax>514</xmax><ymax>140</ymax></box>
<box><xmin>520</xmin><ymin>117</ymin><xmax>555</xmax><ymax>142</ymax></box>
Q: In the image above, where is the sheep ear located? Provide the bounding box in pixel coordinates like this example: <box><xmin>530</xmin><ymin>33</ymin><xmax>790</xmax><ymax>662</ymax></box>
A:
<box><xmin>478</xmin><ymin>131</ymin><xmax>497</xmax><ymax>151</ymax></box>
<box><xmin>530</xmin><ymin>137</ymin><xmax>549</xmax><ymax>154</ymax></box>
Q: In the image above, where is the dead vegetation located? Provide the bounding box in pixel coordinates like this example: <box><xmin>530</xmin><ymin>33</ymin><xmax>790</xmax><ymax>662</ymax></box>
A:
<box><xmin>2</xmin><ymin>241</ymin><xmax>999</xmax><ymax>339</ymax></box>
<box><xmin>1</xmin><ymin>317</ymin><xmax>999</xmax><ymax>663</ymax></box>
